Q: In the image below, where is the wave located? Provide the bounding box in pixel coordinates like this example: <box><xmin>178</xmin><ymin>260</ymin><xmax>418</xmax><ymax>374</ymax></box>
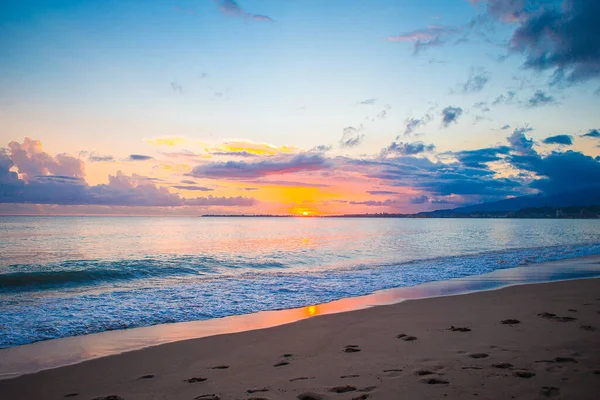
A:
<box><xmin>0</xmin><ymin>257</ymin><xmax>287</xmax><ymax>291</ymax></box>
<box><xmin>1</xmin><ymin>243</ymin><xmax>600</xmax><ymax>348</ymax></box>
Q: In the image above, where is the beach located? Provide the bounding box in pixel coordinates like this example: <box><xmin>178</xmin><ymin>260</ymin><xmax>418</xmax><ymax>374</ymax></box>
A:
<box><xmin>1</xmin><ymin>266</ymin><xmax>599</xmax><ymax>399</ymax></box>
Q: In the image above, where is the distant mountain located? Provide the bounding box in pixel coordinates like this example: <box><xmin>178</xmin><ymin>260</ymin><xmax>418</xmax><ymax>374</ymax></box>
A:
<box><xmin>426</xmin><ymin>187</ymin><xmax>600</xmax><ymax>215</ymax></box>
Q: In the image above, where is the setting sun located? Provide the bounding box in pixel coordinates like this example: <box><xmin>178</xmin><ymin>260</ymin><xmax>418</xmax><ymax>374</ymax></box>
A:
<box><xmin>302</xmin><ymin>211</ymin><xmax>309</xmax><ymax>216</ymax></box>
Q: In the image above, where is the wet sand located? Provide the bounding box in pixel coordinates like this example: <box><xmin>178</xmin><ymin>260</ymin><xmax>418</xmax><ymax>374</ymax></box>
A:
<box><xmin>1</xmin><ymin>270</ymin><xmax>600</xmax><ymax>399</ymax></box>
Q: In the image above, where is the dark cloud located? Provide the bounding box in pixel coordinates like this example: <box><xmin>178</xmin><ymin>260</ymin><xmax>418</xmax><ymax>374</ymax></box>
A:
<box><xmin>340</xmin><ymin>126</ymin><xmax>364</xmax><ymax>148</ymax></box>
<box><xmin>543</xmin><ymin>134</ymin><xmax>573</xmax><ymax>145</ymax></box>
<box><xmin>441</xmin><ymin>106</ymin><xmax>463</xmax><ymax>127</ymax></box>
<box><xmin>453</xmin><ymin>146</ymin><xmax>511</xmax><ymax>168</ymax></box>
<box><xmin>128</xmin><ymin>154</ymin><xmax>153</xmax><ymax>161</ymax></box>
<box><xmin>462</xmin><ymin>67</ymin><xmax>490</xmax><ymax>92</ymax></box>
<box><xmin>88</xmin><ymin>154</ymin><xmax>114</xmax><ymax>162</ymax></box>
<box><xmin>508</xmin><ymin>150</ymin><xmax>600</xmax><ymax>194</ymax></box>
<box><xmin>170</xmin><ymin>185</ymin><xmax>214</xmax><ymax>191</ymax></box>
<box><xmin>381</xmin><ymin>141</ymin><xmax>435</xmax><ymax>157</ymax></box>
<box><xmin>501</xmin><ymin>124</ymin><xmax>511</xmax><ymax>130</ymax></box>
<box><xmin>358</xmin><ymin>98</ymin><xmax>377</xmax><ymax>105</ymax></box>
<box><xmin>581</xmin><ymin>129</ymin><xmax>600</xmax><ymax>138</ymax></box>
<box><xmin>190</xmin><ymin>153</ymin><xmax>330</xmax><ymax>179</ymax></box>
<box><xmin>180</xmin><ymin>179</ymin><xmax>197</xmax><ymax>184</ymax></box>
<box><xmin>507</xmin><ymin>126</ymin><xmax>535</xmax><ymax>155</ymax></box>
<box><xmin>509</xmin><ymin>0</ymin><xmax>600</xmax><ymax>84</ymax></box>
<box><xmin>367</xmin><ymin>190</ymin><xmax>398</xmax><ymax>195</ymax></box>
<box><xmin>349</xmin><ymin>199</ymin><xmax>397</xmax><ymax>207</ymax></box>
<box><xmin>404</xmin><ymin>114</ymin><xmax>433</xmax><ymax>135</ymax></box>
<box><xmin>410</xmin><ymin>195</ymin><xmax>430</xmax><ymax>204</ymax></box>
<box><xmin>218</xmin><ymin>0</ymin><xmax>274</xmax><ymax>22</ymax></box>
<box><xmin>526</xmin><ymin>90</ymin><xmax>556</xmax><ymax>108</ymax></box>
<box><xmin>310</xmin><ymin>144</ymin><xmax>333</xmax><ymax>153</ymax></box>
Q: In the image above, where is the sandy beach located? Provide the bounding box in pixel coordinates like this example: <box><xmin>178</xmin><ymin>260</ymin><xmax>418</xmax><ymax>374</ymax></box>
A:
<box><xmin>1</xmin><ymin>272</ymin><xmax>600</xmax><ymax>399</ymax></box>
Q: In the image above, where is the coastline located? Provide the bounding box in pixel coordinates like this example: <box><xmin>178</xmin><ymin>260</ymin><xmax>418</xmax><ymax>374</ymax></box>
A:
<box><xmin>0</xmin><ymin>255</ymin><xmax>599</xmax><ymax>398</ymax></box>
<box><xmin>1</xmin><ymin>255</ymin><xmax>600</xmax><ymax>381</ymax></box>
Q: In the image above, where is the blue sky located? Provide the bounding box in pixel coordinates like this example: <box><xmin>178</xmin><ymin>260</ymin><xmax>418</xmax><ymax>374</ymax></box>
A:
<box><xmin>1</xmin><ymin>0</ymin><xmax>599</xmax><ymax>215</ymax></box>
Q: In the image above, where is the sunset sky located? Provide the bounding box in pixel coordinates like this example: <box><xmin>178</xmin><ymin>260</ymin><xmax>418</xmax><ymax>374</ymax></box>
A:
<box><xmin>1</xmin><ymin>0</ymin><xmax>599</xmax><ymax>215</ymax></box>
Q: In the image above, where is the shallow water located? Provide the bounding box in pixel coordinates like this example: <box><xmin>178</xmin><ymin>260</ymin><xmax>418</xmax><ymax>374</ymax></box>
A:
<box><xmin>1</xmin><ymin>216</ymin><xmax>600</xmax><ymax>348</ymax></box>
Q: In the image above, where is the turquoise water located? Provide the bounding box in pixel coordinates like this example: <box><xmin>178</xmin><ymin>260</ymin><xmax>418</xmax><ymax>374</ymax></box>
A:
<box><xmin>1</xmin><ymin>216</ymin><xmax>599</xmax><ymax>348</ymax></box>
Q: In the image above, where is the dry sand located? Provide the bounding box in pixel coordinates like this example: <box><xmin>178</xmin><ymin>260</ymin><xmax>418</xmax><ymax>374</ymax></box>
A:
<box><xmin>1</xmin><ymin>277</ymin><xmax>600</xmax><ymax>399</ymax></box>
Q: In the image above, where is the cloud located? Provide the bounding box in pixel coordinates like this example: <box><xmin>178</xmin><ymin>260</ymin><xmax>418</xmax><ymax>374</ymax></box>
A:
<box><xmin>409</xmin><ymin>195</ymin><xmax>429</xmax><ymax>204</ymax></box>
<box><xmin>7</xmin><ymin>138</ymin><xmax>84</xmax><ymax>182</ymax></box>
<box><xmin>501</xmin><ymin>124</ymin><xmax>511</xmax><ymax>130</ymax></box>
<box><xmin>217</xmin><ymin>0</ymin><xmax>273</xmax><ymax>22</ymax></box>
<box><xmin>381</xmin><ymin>141</ymin><xmax>435</xmax><ymax>157</ymax></box>
<box><xmin>543</xmin><ymin>134</ymin><xmax>573</xmax><ymax>146</ymax></box>
<box><xmin>508</xmin><ymin>150</ymin><xmax>600</xmax><ymax>194</ymax></box>
<box><xmin>190</xmin><ymin>153</ymin><xmax>330</xmax><ymax>179</ymax></box>
<box><xmin>147</xmin><ymin>137</ymin><xmax>188</xmax><ymax>146</ymax></box>
<box><xmin>210</xmin><ymin>141</ymin><xmax>296</xmax><ymax>157</ymax></box>
<box><xmin>526</xmin><ymin>90</ymin><xmax>556</xmax><ymax>108</ymax></box>
<box><xmin>462</xmin><ymin>67</ymin><xmax>490</xmax><ymax>92</ymax></box>
<box><xmin>387</xmin><ymin>25</ymin><xmax>458</xmax><ymax>54</ymax></box>
<box><xmin>581</xmin><ymin>129</ymin><xmax>600</xmax><ymax>138</ymax></box>
<box><xmin>170</xmin><ymin>82</ymin><xmax>183</xmax><ymax>93</ymax></box>
<box><xmin>1</xmin><ymin>139</ymin><xmax>255</xmax><ymax>208</ymax></box>
<box><xmin>358</xmin><ymin>98</ymin><xmax>377</xmax><ymax>105</ymax></box>
<box><xmin>508</xmin><ymin>0</ymin><xmax>600</xmax><ymax>84</ymax></box>
<box><xmin>349</xmin><ymin>199</ymin><xmax>397</xmax><ymax>207</ymax></box>
<box><xmin>170</xmin><ymin>185</ymin><xmax>214</xmax><ymax>191</ymax></box>
<box><xmin>128</xmin><ymin>154</ymin><xmax>153</xmax><ymax>161</ymax></box>
<box><xmin>441</xmin><ymin>106</ymin><xmax>463</xmax><ymax>127</ymax></box>
<box><xmin>310</xmin><ymin>145</ymin><xmax>333</xmax><ymax>153</ymax></box>
<box><xmin>452</xmin><ymin>146</ymin><xmax>511</xmax><ymax>168</ymax></box>
<box><xmin>367</xmin><ymin>190</ymin><xmax>398</xmax><ymax>195</ymax></box>
<box><xmin>404</xmin><ymin>114</ymin><xmax>433</xmax><ymax>135</ymax></box>
<box><xmin>492</xmin><ymin>90</ymin><xmax>517</xmax><ymax>105</ymax></box>
<box><xmin>180</xmin><ymin>179</ymin><xmax>197</xmax><ymax>184</ymax></box>
<box><xmin>88</xmin><ymin>153</ymin><xmax>114</xmax><ymax>162</ymax></box>
<box><xmin>507</xmin><ymin>126</ymin><xmax>535</xmax><ymax>155</ymax></box>
<box><xmin>340</xmin><ymin>126</ymin><xmax>364</xmax><ymax>148</ymax></box>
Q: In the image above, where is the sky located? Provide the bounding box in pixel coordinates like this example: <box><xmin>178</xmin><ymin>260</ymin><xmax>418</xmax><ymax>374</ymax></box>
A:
<box><xmin>1</xmin><ymin>0</ymin><xmax>600</xmax><ymax>215</ymax></box>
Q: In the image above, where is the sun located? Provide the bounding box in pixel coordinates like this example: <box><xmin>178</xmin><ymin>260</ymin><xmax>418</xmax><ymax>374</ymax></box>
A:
<box><xmin>302</xmin><ymin>211</ymin><xmax>309</xmax><ymax>216</ymax></box>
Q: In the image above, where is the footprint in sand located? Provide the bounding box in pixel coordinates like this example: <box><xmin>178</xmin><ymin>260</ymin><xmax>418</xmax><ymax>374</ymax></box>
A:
<box><xmin>492</xmin><ymin>363</ymin><xmax>513</xmax><ymax>369</ymax></box>
<box><xmin>501</xmin><ymin>319</ymin><xmax>520</xmax><ymax>325</ymax></box>
<box><xmin>540</xmin><ymin>386</ymin><xmax>560</xmax><ymax>397</ymax></box>
<box><xmin>290</xmin><ymin>377</ymin><xmax>313</xmax><ymax>382</ymax></box>
<box><xmin>538</xmin><ymin>312</ymin><xmax>577</xmax><ymax>322</ymax></box>
<box><xmin>513</xmin><ymin>371</ymin><xmax>535</xmax><ymax>378</ymax></box>
<box><xmin>138</xmin><ymin>374</ymin><xmax>154</xmax><ymax>379</ymax></box>
<box><xmin>568</xmin><ymin>309</ymin><xmax>578</xmax><ymax>312</ymax></box>
<box><xmin>449</xmin><ymin>326</ymin><xmax>471</xmax><ymax>332</ymax></box>
<box><xmin>357</xmin><ymin>386</ymin><xmax>377</xmax><ymax>392</ymax></box>
<box><xmin>344</xmin><ymin>345</ymin><xmax>361</xmax><ymax>353</ymax></box>
<box><xmin>185</xmin><ymin>377</ymin><xmax>208</xmax><ymax>383</ymax></box>
<box><xmin>274</xmin><ymin>361</ymin><xmax>290</xmax><ymax>367</ymax></box>
<box><xmin>210</xmin><ymin>365</ymin><xmax>229</xmax><ymax>369</ymax></box>
<box><xmin>297</xmin><ymin>392</ymin><xmax>329</xmax><ymax>400</ymax></box>
<box><xmin>581</xmin><ymin>325</ymin><xmax>596</xmax><ymax>331</ymax></box>
<box><xmin>282</xmin><ymin>353</ymin><xmax>293</xmax><ymax>358</ymax></box>
<box><xmin>91</xmin><ymin>396</ymin><xmax>124</xmax><ymax>400</ymax></box>
<box><xmin>469</xmin><ymin>353</ymin><xmax>489</xmax><ymax>359</ymax></box>
<box><xmin>248</xmin><ymin>397</ymin><xmax>268</xmax><ymax>400</ymax></box>
<box><xmin>247</xmin><ymin>388</ymin><xmax>269</xmax><ymax>394</ymax></box>
<box><xmin>341</xmin><ymin>374</ymin><xmax>360</xmax><ymax>378</ymax></box>
<box><xmin>397</xmin><ymin>334</ymin><xmax>417</xmax><ymax>341</ymax></box>
<box><xmin>329</xmin><ymin>385</ymin><xmax>356</xmax><ymax>393</ymax></box>
<box><xmin>64</xmin><ymin>394</ymin><xmax>79</xmax><ymax>397</ymax></box>
<box><xmin>352</xmin><ymin>395</ymin><xmax>369</xmax><ymax>400</ymax></box>
<box><xmin>414</xmin><ymin>370</ymin><xmax>436</xmax><ymax>376</ymax></box>
<box><xmin>194</xmin><ymin>395</ymin><xmax>220</xmax><ymax>400</ymax></box>
<box><xmin>421</xmin><ymin>377</ymin><xmax>449</xmax><ymax>385</ymax></box>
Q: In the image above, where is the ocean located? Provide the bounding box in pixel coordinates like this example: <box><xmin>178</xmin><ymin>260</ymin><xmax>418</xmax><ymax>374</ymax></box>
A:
<box><xmin>1</xmin><ymin>216</ymin><xmax>600</xmax><ymax>349</ymax></box>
